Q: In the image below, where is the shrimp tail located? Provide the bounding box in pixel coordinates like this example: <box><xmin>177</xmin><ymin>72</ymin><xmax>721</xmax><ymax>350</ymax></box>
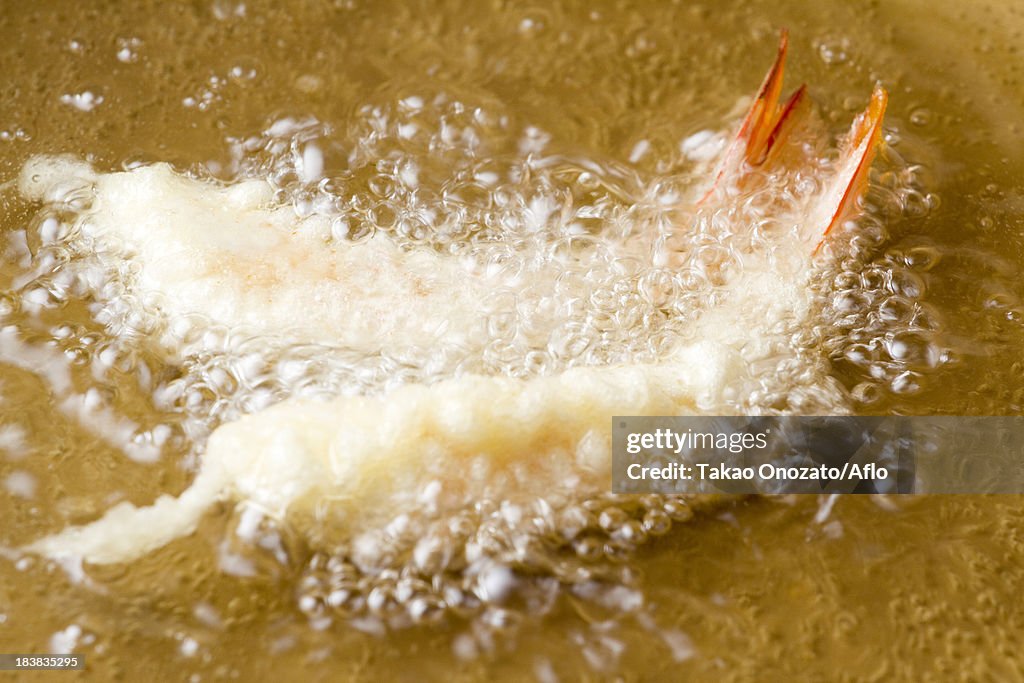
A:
<box><xmin>698</xmin><ymin>31</ymin><xmax>888</xmax><ymax>254</ymax></box>
<box><xmin>739</xmin><ymin>29</ymin><xmax>790</xmax><ymax>166</ymax></box>
<box><xmin>762</xmin><ymin>84</ymin><xmax>810</xmax><ymax>166</ymax></box>
<box><xmin>813</xmin><ymin>85</ymin><xmax>889</xmax><ymax>253</ymax></box>
<box><xmin>700</xmin><ymin>29</ymin><xmax>807</xmax><ymax>203</ymax></box>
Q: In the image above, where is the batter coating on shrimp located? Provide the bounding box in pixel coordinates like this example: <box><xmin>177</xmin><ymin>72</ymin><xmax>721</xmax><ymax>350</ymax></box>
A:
<box><xmin>22</xmin><ymin>31</ymin><xmax>888</xmax><ymax>565</ymax></box>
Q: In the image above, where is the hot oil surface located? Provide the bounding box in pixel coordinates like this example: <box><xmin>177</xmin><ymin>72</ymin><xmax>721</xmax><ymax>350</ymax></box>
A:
<box><xmin>1</xmin><ymin>1</ymin><xmax>1023</xmax><ymax>680</ymax></box>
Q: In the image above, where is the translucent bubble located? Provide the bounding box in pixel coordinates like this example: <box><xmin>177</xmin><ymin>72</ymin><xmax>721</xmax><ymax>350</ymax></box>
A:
<box><xmin>891</xmin><ymin>371</ymin><xmax>923</xmax><ymax>395</ymax></box>
<box><xmin>885</xmin><ymin>331</ymin><xmax>938</xmax><ymax>369</ymax></box>
<box><xmin>228</xmin><ymin>57</ymin><xmax>261</xmax><ymax>84</ymax></box>
<box><xmin>115</xmin><ymin>37</ymin><xmax>143</xmax><ymax>63</ymax></box>
<box><xmin>641</xmin><ymin>509</ymin><xmax>671</xmax><ymax>536</ymax></box>
<box><xmin>909</xmin><ymin>108</ymin><xmax>933</xmax><ymax>127</ymax></box>
<box><xmin>850</xmin><ymin>382</ymin><xmax>882</xmax><ymax>405</ymax></box>
<box><xmin>815</xmin><ymin>38</ymin><xmax>849</xmax><ymax>65</ymax></box>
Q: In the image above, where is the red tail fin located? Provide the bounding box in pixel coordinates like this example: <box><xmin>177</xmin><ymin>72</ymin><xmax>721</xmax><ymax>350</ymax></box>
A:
<box><xmin>814</xmin><ymin>85</ymin><xmax>888</xmax><ymax>252</ymax></box>
<box><xmin>700</xmin><ymin>30</ymin><xmax>806</xmax><ymax>204</ymax></box>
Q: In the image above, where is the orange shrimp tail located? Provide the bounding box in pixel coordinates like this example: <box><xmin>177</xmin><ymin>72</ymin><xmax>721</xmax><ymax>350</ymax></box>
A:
<box><xmin>814</xmin><ymin>85</ymin><xmax>888</xmax><ymax>253</ymax></box>
<box><xmin>762</xmin><ymin>84</ymin><xmax>809</xmax><ymax>165</ymax></box>
<box><xmin>742</xmin><ymin>30</ymin><xmax>790</xmax><ymax>166</ymax></box>
<box><xmin>699</xmin><ymin>29</ymin><xmax>799</xmax><ymax>204</ymax></box>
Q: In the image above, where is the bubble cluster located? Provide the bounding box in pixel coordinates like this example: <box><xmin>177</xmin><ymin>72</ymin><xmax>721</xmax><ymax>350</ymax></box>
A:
<box><xmin>2</xmin><ymin>86</ymin><xmax>967</xmax><ymax>657</ymax></box>
<box><xmin>818</xmin><ymin>144</ymin><xmax>966</xmax><ymax>406</ymax></box>
<box><xmin>0</xmin><ymin>127</ymin><xmax>31</xmax><ymax>143</ymax></box>
<box><xmin>115</xmin><ymin>37</ymin><xmax>143</xmax><ymax>64</ymax></box>
<box><xmin>291</xmin><ymin>493</ymin><xmax>700</xmax><ymax>634</ymax></box>
<box><xmin>815</xmin><ymin>37</ymin><xmax>851</xmax><ymax>66</ymax></box>
<box><xmin>181</xmin><ymin>59</ymin><xmax>261</xmax><ymax>112</ymax></box>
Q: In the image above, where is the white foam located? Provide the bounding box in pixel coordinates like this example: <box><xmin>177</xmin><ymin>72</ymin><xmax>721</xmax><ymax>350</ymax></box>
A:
<box><xmin>681</xmin><ymin>129</ymin><xmax>725</xmax><ymax>162</ymax></box>
<box><xmin>49</xmin><ymin>624</ymin><xmax>81</xmax><ymax>654</ymax></box>
<box><xmin>4</xmin><ymin>471</ymin><xmax>36</xmax><ymax>499</ymax></box>
<box><xmin>0</xmin><ymin>425</ymin><xmax>29</xmax><ymax>460</ymax></box>
<box><xmin>59</xmin><ymin>91</ymin><xmax>104</xmax><ymax>112</ymax></box>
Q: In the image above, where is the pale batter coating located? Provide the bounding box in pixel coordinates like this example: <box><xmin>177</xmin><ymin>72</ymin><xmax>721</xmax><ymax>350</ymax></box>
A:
<box><xmin>19</xmin><ymin>157</ymin><xmax>493</xmax><ymax>352</ymax></box>
<box><xmin>26</xmin><ymin>351</ymin><xmax>734</xmax><ymax>563</ymax></box>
